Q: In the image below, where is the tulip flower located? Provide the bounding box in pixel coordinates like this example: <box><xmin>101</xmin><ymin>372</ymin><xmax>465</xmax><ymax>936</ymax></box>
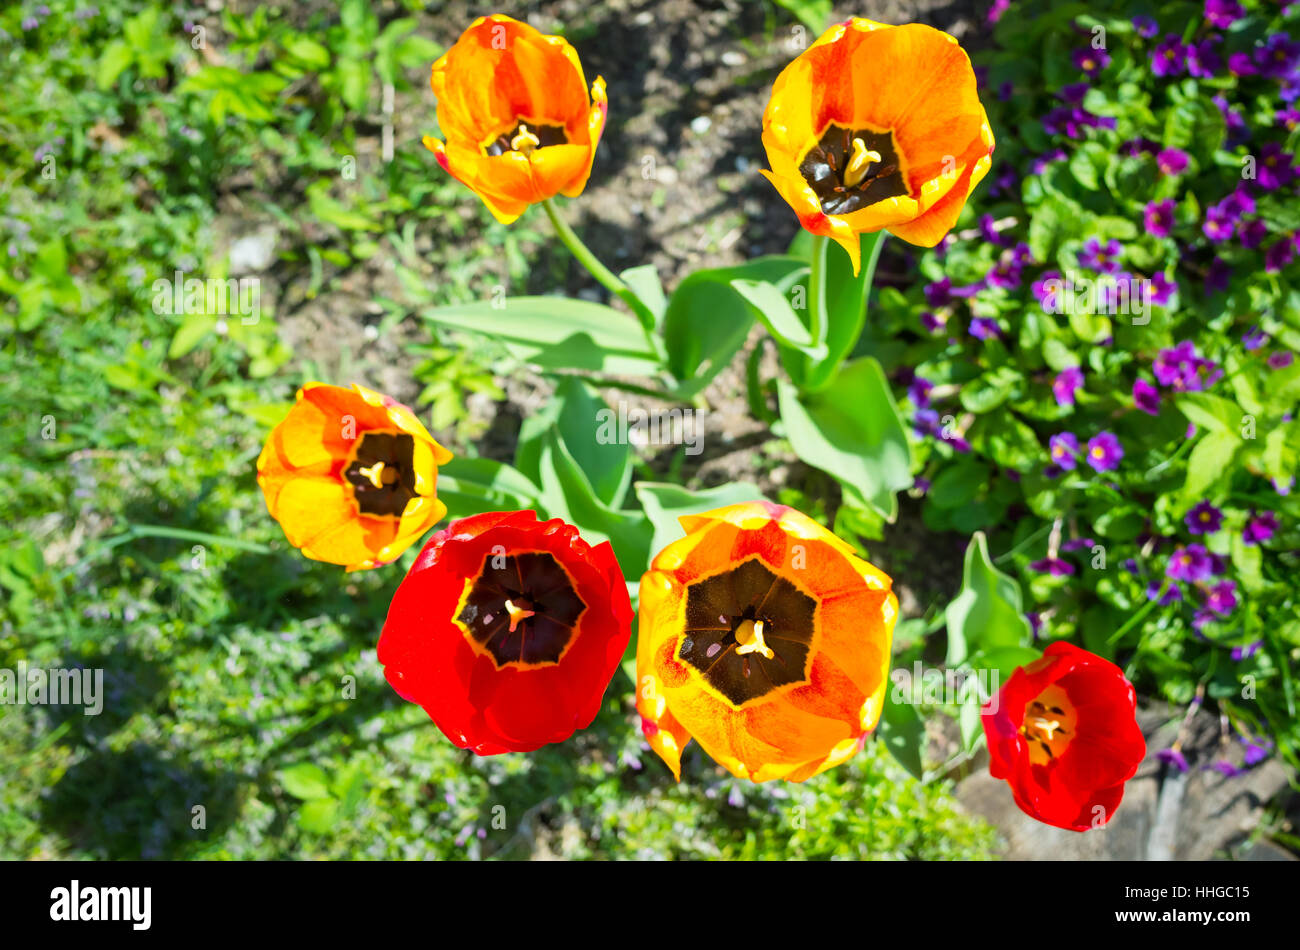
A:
<box><xmin>759</xmin><ymin>18</ymin><xmax>994</xmax><ymax>272</ymax></box>
<box><xmin>981</xmin><ymin>642</ymin><xmax>1146</xmax><ymax>831</ymax></box>
<box><xmin>637</xmin><ymin>501</ymin><xmax>898</xmax><ymax>782</ymax></box>
<box><xmin>378</xmin><ymin>510</ymin><xmax>633</xmax><ymax>754</ymax></box>
<box><xmin>256</xmin><ymin>383</ymin><xmax>453</xmax><ymax>571</ymax></box>
<box><xmin>422</xmin><ymin>14</ymin><xmax>608</xmax><ymax>224</ymax></box>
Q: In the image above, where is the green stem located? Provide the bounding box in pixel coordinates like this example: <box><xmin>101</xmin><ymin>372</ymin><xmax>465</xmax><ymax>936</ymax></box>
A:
<box><xmin>542</xmin><ymin>198</ymin><xmax>639</xmax><ymax>310</ymax></box>
<box><xmin>807</xmin><ymin>234</ymin><xmax>827</xmax><ymax>347</ymax></box>
<box><xmin>1108</xmin><ymin>590</ymin><xmax>1164</xmax><ymax>645</ymax></box>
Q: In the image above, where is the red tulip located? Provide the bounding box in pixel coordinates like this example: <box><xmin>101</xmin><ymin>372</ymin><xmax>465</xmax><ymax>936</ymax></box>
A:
<box><xmin>378</xmin><ymin>510</ymin><xmax>633</xmax><ymax>754</ymax></box>
<box><xmin>981</xmin><ymin>641</ymin><xmax>1146</xmax><ymax>831</ymax></box>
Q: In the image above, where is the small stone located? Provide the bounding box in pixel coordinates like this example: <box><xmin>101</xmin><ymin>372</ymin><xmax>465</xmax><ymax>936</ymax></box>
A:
<box><xmin>721</xmin><ymin>50</ymin><xmax>746</xmax><ymax>67</ymax></box>
<box><xmin>690</xmin><ymin>116</ymin><xmax>712</xmax><ymax>135</ymax></box>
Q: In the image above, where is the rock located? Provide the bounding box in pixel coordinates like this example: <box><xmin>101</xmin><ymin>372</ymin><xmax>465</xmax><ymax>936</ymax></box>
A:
<box><xmin>228</xmin><ymin>226</ymin><xmax>278</xmax><ymax>275</ymax></box>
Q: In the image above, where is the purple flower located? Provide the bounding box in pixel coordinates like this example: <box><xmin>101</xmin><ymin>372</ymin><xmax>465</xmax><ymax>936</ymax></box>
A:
<box><xmin>1033</xmin><ymin>270</ymin><xmax>1063</xmax><ymax>311</ymax></box>
<box><xmin>987</xmin><ymin>0</ymin><xmax>1011</xmax><ymax>24</ymax></box>
<box><xmin>1147</xmin><ymin>580</ymin><xmax>1184</xmax><ymax>604</ymax></box>
<box><xmin>1072</xmin><ymin>47</ymin><xmax>1111</xmax><ymax>76</ymax></box>
<box><xmin>1256</xmin><ymin>33</ymin><xmax>1300</xmax><ymax>80</ymax></box>
<box><xmin>1243</xmin><ymin>511</ymin><xmax>1279</xmax><ymax>545</ymax></box>
<box><xmin>989</xmin><ymin>163</ymin><xmax>1019</xmax><ymax>197</ymax></box>
<box><xmin>1205</xmin><ymin>256</ymin><xmax>1232</xmax><ymax>294</ymax></box>
<box><xmin>1153</xmin><ymin>340</ymin><xmax>1195</xmax><ymax>385</ymax></box>
<box><xmin>1265</xmin><ymin>237</ymin><xmax>1294</xmax><ymax>273</ymax></box>
<box><xmin>1208</xmin><ymin>759</ymin><xmax>1247</xmax><ymax>777</ymax></box>
<box><xmin>1156</xmin><ymin>148</ymin><xmax>1189</xmax><ymax>176</ymax></box>
<box><xmin>1269</xmin><ymin>350</ymin><xmax>1296</xmax><ymax>369</ymax></box>
<box><xmin>979</xmin><ymin>214</ymin><xmax>1007</xmax><ymax>246</ymax></box>
<box><xmin>1078</xmin><ymin>237</ymin><xmax>1123</xmax><ymax>274</ymax></box>
<box><xmin>1061</xmin><ymin>537</ymin><xmax>1094</xmax><ymax>552</ymax></box>
<box><xmin>1188</xmin><ymin>38</ymin><xmax>1224</xmax><ymax>78</ymax></box>
<box><xmin>1133</xmin><ymin>15</ymin><xmax>1159</xmax><ymax>39</ymax></box>
<box><xmin>908</xmin><ymin>375</ymin><xmax>933</xmax><ymax>407</ymax></box>
<box><xmin>1029</xmin><ymin>557</ymin><xmax>1075</xmax><ymax>576</ymax></box>
<box><xmin>1053</xmin><ymin>366</ymin><xmax>1084</xmax><ymax>406</ymax></box>
<box><xmin>1085</xmin><ymin>432</ymin><xmax>1123</xmax><ymax>472</ymax></box>
<box><xmin>1242</xmin><ymin>736</ymin><xmax>1273</xmax><ymax>767</ymax></box>
<box><xmin>1167</xmin><ymin>543</ymin><xmax>1213</xmax><ymax>583</ymax></box>
<box><xmin>1185</xmin><ymin>501</ymin><xmax>1224</xmax><ymax>535</ymax></box>
<box><xmin>920</xmin><ymin>310</ymin><xmax>946</xmax><ymax>333</ymax></box>
<box><xmin>1057</xmin><ymin>83</ymin><xmax>1089</xmax><ymax>106</ymax></box>
<box><xmin>1227</xmin><ymin>52</ymin><xmax>1259</xmax><ymax>77</ymax></box>
<box><xmin>1152</xmin><ymin>35</ymin><xmax>1190</xmax><ymax>77</ymax></box>
<box><xmin>1144</xmin><ymin>198</ymin><xmax>1176</xmax><ymax>238</ymax></box>
<box><xmin>1204</xmin><ymin>579</ymin><xmax>1238</xmax><ymax>616</ymax></box>
<box><xmin>1132</xmin><ymin>378</ymin><xmax>1161</xmax><ymax>416</ymax></box>
<box><xmin>1256</xmin><ymin>143</ymin><xmax>1298</xmax><ymax>191</ymax></box>
<box><xmin>1239</xmin><ymin>219</ymin><xmax>1269</xmax><ymax>249</ymax></box>
<box><xmin>1031</xmin><ymin>148</ymin><xmax>1067</xmax><ymax>174</ymax></box>
<box><xmin>913</xmin><ymin>407</ymin><xmax>940</xmax><ymax>438</ymax></box>
<box><xmin>1278</xmin><ymin>107</ymin><xmax>1300</xmax><ymax>131</ymax></box>
<box><xmin>1205</xmin><ymin>0</ymin><xmax>1244</xmax><ymax>28</ymax></box>
<box><xmin>1120</xmin><ymin>137</ymin><xmax>1159</xmax><ymax>157</ymax></box>
<box><xmin>912</xmin><ymin>476</ymin><xmax>931</xmax><ymax>495</ymax></box>
<box><xmin>1048</xmin><ymin>432</ymin><xmax>1079</xmax><ymax>471</ymax></box>
<box><xmin>1027</xmin><ymin>611</ymin><xmax>1043</xmax><ymax>638</ymax></box>
<box><xmin>1147</xmin><ymin>271</ymin><xmax>1177</xmax><ymax>307</ymax></box>
<box><xmin>1203</xmin><ymin>202</ymin><xmax>1236</xmax><ymax>243</ymax></box>
<box><xmin>1231</xmin><ymin>640</ymin><xmax>1263</xmax><ymax>661</ymax></box>
<box><xmin>1157</xmin><ymin>747</ymin><xmax>1190</xmax><ymax>772</ymax></box>
<box><xmin>969</xmin><ymin>316</ymin><xmax>1001</xmax><ymax>340</ymax></box>
<box><xmin>1242</xmin><ymin>326</ymin><xmax>1269</xmax><ymax>350</ymax></box>
<box><xmin>986</xmin><ymin>245</ymin><xmax>1027</xmax><ymax>290</ymax></box>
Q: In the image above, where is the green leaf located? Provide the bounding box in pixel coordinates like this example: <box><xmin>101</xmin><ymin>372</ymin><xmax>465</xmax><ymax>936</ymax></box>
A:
<box><xmin>425</xmin><ymin>297</ymin><xmax>662</xmax><ymax>377</ymax></box>
<box><xmin>435</xmin><ymin>458</ymin><xmax>540</xmax><ymax>519</ymax></box>
<box><xmin>878</xmin><ymin>687</ymin><xmax>926</xmax><ymax>780</ymax></box>
<box><xmin>619</xmin><ymin>264</ymin><xmax>667</xmax><ymax>328</ymax></box>
<box><xmin>730</xmin><ymin>278</ymin><xmax>825</xmax><ymax>356</ymax></box>
<box><xmin>277</xmin><ymin>763</ymin><xmax>332</xmax><ymax>801</ymax></box>
<box><xmin>776</xmin><ymin>358</ymin><xmax>912</xmax><ymax>519</ymax></box>
<box><xmin>554</xmin><ymin>377</ymin><xmax>633</xmax><ymax>508</ymax></box>
<box><xmin>297</xmin><ymin>799</ymin><xmax>340</xmax><ymax>833</ymax></box>
<box><xmin>1175</xmin><ymin>392</ymin><xmax>1245</xmax><ymax>436</ymax></box>
<box><xmin>97</xmin><ymin>40</ymin><xmax>135</xmax><ymax>91</ymax></box>
<box><xmin>536</xmin><ymin>430</ymin><xmax>650</xmax><ymax>577</ymax></box>
<box><xmin>661</xmin><ymin>256</ymin><xmax>807</xmax><ymax>399</ymax></box>
<box><xmin>1182</xmin><ymin>430</ymin><xmax>1240</xmax><ymax>502</ymax></box>
<box><xmin>634</xmin><ymin>481</ymin><xmax>766</xmax><ymax>563</ymax></box>
<box><xmin>944</xmin><ymin>532</ymin><xmax>1032</xmax><ymax>667</ymax></box>
<box><xmin>168</xmin><ymin>314</ymin><xmax>218</xmax><ymax>359</ymax></box>
<box><xmin>804</xmin><ymin>230</ymin><xmax>886</xmax><ymax>392</ymax></box>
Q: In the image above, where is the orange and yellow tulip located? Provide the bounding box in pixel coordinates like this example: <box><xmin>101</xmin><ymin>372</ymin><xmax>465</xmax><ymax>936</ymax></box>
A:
<box><xmin>422</xmin><ymin>14</ymin><xmax>608</xmax><ymax>224</ymax></box>
<box><xmin>636</xmin><ymin>501</ymin><xmax>899</xmax><ymax>782</ymax></box>
<box><xmin>256</xmin><ymin>383</ymin><xmax>453</xmax><ymax>572</ymax></box>
<box><xmin>760</xmin><ymin>18</ymin><xmax>994</xmax><ymax>272</ymax></box>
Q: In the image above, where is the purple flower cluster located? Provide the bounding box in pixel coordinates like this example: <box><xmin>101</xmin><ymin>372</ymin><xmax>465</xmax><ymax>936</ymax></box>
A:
<box><xmin>1045</xmin><ymin>430</ymin><xmax>1122</xmax><ymax>476</ymax></box>
<box><xmin>1152</xmin><ymin>340</ymin><xmax>1223</xmax><ymax>392</ymax></box>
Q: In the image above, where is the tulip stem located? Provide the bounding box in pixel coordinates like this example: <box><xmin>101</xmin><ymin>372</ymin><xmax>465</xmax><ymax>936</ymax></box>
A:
<box><xmin>541</xmin><ymin>198</ymin><xmax>659</xmax><ymax>342</ymax></box>
<box><xmin>807</xmin><ymin>234</ymin><xmax>827</xmax><ymax>348</ymax></box>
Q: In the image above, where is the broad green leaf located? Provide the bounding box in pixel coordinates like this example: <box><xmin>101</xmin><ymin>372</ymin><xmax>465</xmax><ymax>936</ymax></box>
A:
<box><xmin>944</xmin><ymin>532</ymin><xmax>1033</xmax><ymax>667</ymax></box>
<box><xmin>435</xmin><ymin>458</ymin><xmax>540</xmax><ymax>519</ymax></box>
<box><xmin>619</xmin><ymin>264</ymin><xmax>667</xmax><ymax>329</ymax></box>
<box><xmin>277</xmin><ymin>763</ymin><xmax>332</xmax><ymax>800</ymax></box>
<box><xmin>298</xmin><ymin>799</ymin><xmax>340</xmax><ymax>833</ymax></box>
<box><xmin>731</xmin><ymin>278</ymin><xmax>826</xmax><ymax>356</ymax></box>
<box><xmin>1182</xmin><ymin>430</ymin><xmax>1240</xmax><ymax>502</ymax></box>
<box><xmin>776</xmin><ymin>357</ymin><xmax>912</xmax><ymax>519</ymax></box>
<box><xmin>634</xmin><ymin>481</ymin><xmax>766</xmax><ymax>563</ymax></box>
<box><xmin>661</xmin><ymin>256</ymin><xmax>807</xmax><ymax>399</ymax></box>
<box><xmin>169</xmin><ymin>314</ymin><xmax>218</xmax><ymax>359</ymax></box>
<box><xmin>878</xmin><ymin>687</ymin><xmax>926</xmax><ymax>780</ymax></box>
<box><xmin>425</xmin><ymin>296</ymin><xmax>662</xmax><ymax>377</ymax></box>
<box><xmin>1175</xmin><ymin>392</ymin><xmax>1245</xmax><ymax>436</ymax></box>
<box><xmin>803</xmin><ymin>230</ymin><xmax>886</xmax><ymax>392</ymax></box>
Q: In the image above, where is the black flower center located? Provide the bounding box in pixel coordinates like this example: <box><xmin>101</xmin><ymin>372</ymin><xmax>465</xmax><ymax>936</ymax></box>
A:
<box><xmin>800</xmin><ymin>124</ymin><xmax>908</xmax><ymax>216</ymax></box>
<box><xmin>456</xmin><ymin>551</ymin><xmax>586</xmax><ymax>667</ymax></box>
<box><xmin>679</xmin><ymin>557</ymin><xmax>816</xmax><ymax>706</ymax></box>
<box><xmin>344</xmin><ymin>431</ymin><xmax>417</xmax><ymax>517</ymax></box>
<box><xmin>485</xmin><ymin>120</ymin><xmax>568</xmax><ymax>157</ymax></box>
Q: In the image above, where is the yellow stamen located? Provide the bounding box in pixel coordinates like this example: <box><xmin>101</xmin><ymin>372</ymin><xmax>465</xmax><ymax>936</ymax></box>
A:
<box><xmin>842</xmin><ymin>138</ymin><xmax>883</xmax><ymax>189</ymax></box>
<box><xmin>358</xmin><ymin>461</ymin><xmax>396</xmax><ymax>489</ymax></box>
<box><xmin>510</xmin><ymin>124</ymin><xmax>541</xmax><ymax>155</ymax></box>
<box><xmin>504</xmin><ymin>598</ymin><xmax>535</xmax><ymax>633</ymax></box>
<box><xmin>734</xmin><ymin>619</ymin><xmax>774</xmax><ymax>659</ymax></box>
